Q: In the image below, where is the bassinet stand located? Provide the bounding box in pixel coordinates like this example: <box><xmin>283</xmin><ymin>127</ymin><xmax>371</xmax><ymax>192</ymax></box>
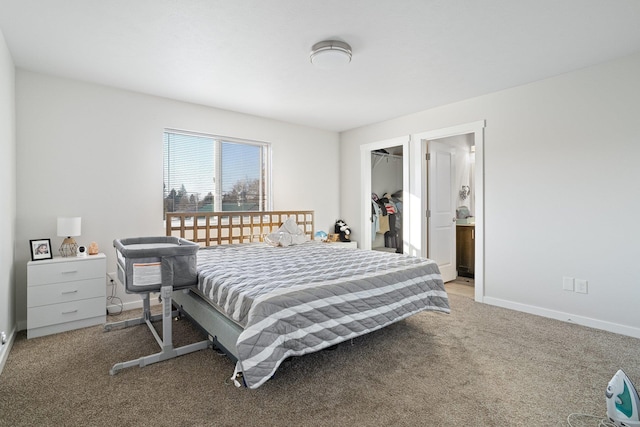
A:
<box><xmin>104</xmin><ymin>285</ymin><xmax>210</xmax><ymax>375</ymax></box>
<box><xmin>104</xmin><ymin>237</ymin><xmax>210</xmax><ymax>375</ymax></box>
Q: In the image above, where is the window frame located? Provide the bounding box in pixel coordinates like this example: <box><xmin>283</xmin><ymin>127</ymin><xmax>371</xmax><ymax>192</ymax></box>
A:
<box><xmin>163</xmin><ymin>128</ymin><xmax>273</xmax><ymax>216</ymax></box>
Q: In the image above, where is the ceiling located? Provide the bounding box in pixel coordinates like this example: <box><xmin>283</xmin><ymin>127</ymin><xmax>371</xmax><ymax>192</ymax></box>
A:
<box><xmin>1</xmin><ymin>0</ymin><xmax>640</xmax><ymax>133</ymax></box>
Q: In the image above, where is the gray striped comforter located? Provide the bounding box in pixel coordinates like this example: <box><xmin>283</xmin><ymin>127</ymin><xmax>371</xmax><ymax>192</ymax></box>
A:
<box><xmin>196</xmin><ymin>242</ymin><xmax>449</xmax><ymax>389</ymax></box>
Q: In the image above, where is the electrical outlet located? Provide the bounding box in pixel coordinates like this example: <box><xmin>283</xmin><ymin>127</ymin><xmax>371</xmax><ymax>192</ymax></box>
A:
<box><xmin>107</xmin><ymin>272</ymin><xmax>120</xmax><ymax>286</ymax></box>
<box><xmin>575</xmin><ymin>279</ymin><xmax>588</xmax><ymax>294</ymax></box>
<box><xmin>563</xmin><ymin>277</ymin><xmax>574</xmax><ymax>291</ymax></box>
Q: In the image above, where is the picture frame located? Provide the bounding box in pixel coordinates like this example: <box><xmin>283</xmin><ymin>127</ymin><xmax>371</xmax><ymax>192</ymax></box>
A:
<box><xmin>30</xmin><ymin>238</ymin><xmax>53</xmax><ymax>261</ymax></box>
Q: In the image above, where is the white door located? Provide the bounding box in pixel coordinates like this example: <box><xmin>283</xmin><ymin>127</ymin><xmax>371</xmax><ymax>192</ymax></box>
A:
<box><xmin>427</xmin><ymin>140</ymin><xmax>457</xmax><ymax>282</ymax></box>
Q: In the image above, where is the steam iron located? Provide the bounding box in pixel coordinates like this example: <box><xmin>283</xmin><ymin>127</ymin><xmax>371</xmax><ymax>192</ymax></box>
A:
<box><xmin>606</xmin><ymin>369</ymin><xmax>640</xmax><ymax>427</ymax></box>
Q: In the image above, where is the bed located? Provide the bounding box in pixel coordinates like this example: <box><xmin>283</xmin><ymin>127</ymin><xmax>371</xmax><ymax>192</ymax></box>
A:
<box><xmin>166</xmin><ymin>210</ymin><xmax>450</xmax><ymax>389</ymax></box>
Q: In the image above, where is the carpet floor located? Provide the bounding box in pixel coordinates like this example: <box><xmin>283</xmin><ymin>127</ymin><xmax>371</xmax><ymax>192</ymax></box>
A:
<box><xmin>1</xmin><ymin>293</ymin><xmax>638</xmax><ymax>426</ymax></box>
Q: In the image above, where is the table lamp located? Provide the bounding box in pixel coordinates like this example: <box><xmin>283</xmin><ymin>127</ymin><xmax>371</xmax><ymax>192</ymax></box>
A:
<box><xmin>57</xmin><ymin>217</ymin><xmax>81</xmax><ymax>257</ymax></box>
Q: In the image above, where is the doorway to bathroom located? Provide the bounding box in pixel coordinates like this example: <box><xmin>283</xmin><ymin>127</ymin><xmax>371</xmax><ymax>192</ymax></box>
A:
<box><xmin>412</xmin><ymin>120</ymin><xmax>485</xmax><ymax>302</ymax></box>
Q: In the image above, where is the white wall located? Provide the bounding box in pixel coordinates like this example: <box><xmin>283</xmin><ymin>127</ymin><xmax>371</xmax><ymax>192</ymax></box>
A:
<box><xmin>15</xmin><ymin>71</ymin><xmax>340</xmax><ymax>323</ymax></box>
<box><xmin>341</xmin><ymin>52</ymin><xmax>640</xmax><ymax>338</ymax></box>
<box><xmin>0</xmin><ymin>28</ymin><xmax>16</xmax><ymax>370</ymax></box>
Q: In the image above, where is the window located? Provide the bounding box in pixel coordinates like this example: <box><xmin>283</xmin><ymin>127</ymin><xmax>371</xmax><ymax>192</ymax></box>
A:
<box><xmin>163</xmin><ymin>130</ymin><xmax>271</xmax><ymax>217</ymax></box>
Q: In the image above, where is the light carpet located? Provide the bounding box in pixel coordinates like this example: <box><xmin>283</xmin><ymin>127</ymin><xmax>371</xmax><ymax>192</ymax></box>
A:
<box><xmin>1</xmin><ymin>293</ymin><xmax>638</xmax><ymax>426</ymax></box>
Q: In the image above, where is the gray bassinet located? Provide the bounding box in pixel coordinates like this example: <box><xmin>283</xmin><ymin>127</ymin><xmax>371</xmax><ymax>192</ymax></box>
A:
<box><xmin>114</xmin><ymin>236</ymin><xmax>199</xmax><ymax>293</ymax></box>
<box><xmin>106</xmin><ymin>236</ymin><xmax>209</xmax><ymax>375</ymax></box>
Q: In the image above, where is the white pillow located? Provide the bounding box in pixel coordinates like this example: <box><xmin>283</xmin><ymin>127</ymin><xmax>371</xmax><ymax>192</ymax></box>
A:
<box><xmin>264</xmin><ymin>217</ymin><xmax>307</xmax><ymax>247</ymax></box>
<box><xmin>281</xmin><ymin>217</ymin><xmax>302</xmax><ymax>235</ymax></box>
<box><xmin>264</xmin><ymin>231</ymin><xmax>292</xmax><ymax>247</ymax></box>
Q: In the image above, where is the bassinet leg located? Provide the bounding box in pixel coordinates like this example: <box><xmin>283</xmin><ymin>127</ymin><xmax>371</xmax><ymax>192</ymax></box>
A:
<box><xmin>103</xmin><ymin>293</ymin><xmax>175</xmax><ymax>332</ymax></box>
<box><xmin>142</xmin><ymin>292</ymin><xmax>151</xmax><ymax>320</ymax></box>
<box><xmin>108</xmin><ymin>285</ymin><xmax>211</xmax><ymax>375</ymax></box>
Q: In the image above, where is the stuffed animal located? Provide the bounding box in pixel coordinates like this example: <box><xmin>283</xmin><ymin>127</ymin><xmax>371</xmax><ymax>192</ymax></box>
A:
<box><xmin>334</xmin><ymin>219</ymin><xmax>351</xmax><ymax>242</ymax></box>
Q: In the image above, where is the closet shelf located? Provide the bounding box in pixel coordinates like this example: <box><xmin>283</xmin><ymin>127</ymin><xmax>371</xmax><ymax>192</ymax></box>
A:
<box><xmin>372</xmin><ymin>151</ymin><xmax>402</xmax><ymax>159</ymax></box>
<box><xmin>372</xmin><ymin>151</ymin><xmax>402</xmax><ymax>168</ymax></box>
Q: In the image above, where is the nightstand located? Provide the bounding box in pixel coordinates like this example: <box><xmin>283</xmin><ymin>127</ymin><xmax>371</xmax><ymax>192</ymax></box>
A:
<box><xmin>27</xmin><ymin>253</ymin><xmax>107</xmax><ymax>338</ymax></box>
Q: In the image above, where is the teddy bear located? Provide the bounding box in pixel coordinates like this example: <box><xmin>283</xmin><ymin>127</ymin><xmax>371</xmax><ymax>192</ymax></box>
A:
<box><xmin>334</xmin><ymin>219</ymin><xmax>351</xmax><ymax>242</ymax></box>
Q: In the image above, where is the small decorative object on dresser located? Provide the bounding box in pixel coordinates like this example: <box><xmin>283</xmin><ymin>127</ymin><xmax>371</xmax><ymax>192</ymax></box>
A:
<box><xmin>29</xmin><ymin>238</ymin><xmax>53</xmax><ymax>261</ymax></box>
<box><xmin>88</xmin><ymin>241</ymin><xmax>99</xmax><ymax>255</ymax></box>
<box><xmin>27</xmin><ymin>253</ymin><xmax>107</xmax><ymax>338</ymax></box>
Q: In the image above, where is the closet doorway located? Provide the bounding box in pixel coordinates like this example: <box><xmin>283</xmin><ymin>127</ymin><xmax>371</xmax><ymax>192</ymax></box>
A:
<box><xmin>371</xmin><ymin>146</ymin><xmax>404</xmax><ymax>254</ymax></box>
<box><xmin>360</xmin><ymin>136</ymin><xmax>410</xmax><ymax>253</ymax></box>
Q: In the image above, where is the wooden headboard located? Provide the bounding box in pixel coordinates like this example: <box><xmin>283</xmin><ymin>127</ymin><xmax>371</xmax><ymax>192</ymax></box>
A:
<box><xmin>166</xmin><ymin>210</ymin><xmax>314</xmax><ymax>246</ymax></box>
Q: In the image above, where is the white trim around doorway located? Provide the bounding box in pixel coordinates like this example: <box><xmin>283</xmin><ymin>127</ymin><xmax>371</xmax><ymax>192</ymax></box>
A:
<box><xmin>412</xmin><ymin>120</ymin><xmax>485</xmax><ymax>302</ymax></box>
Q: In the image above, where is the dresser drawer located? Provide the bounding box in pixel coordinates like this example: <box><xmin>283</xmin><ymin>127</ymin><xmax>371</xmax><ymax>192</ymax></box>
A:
<box><xmin>27</xmin><ymin>277</ymin><xmax>105</xmax><ymax>308</ymax></box>
<box><xmin>28</xmin><ymin>256</ymin><xmax>106</xmax><ymax>286</ymax></box>
<box><xmin>27</xmin><ymin>297</ymin><xmax>106</xmax><ymax>329</ymax></box>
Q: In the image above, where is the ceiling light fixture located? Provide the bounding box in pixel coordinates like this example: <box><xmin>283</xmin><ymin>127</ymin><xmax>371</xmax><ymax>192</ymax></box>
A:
<box><xmin>310</xmin><ymin>40</ymin><xmax>352</xmax><ymax>69</ymax></box>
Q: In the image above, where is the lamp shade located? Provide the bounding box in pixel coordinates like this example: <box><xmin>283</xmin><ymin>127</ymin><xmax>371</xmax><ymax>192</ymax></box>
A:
<box><xmin>57</xmin><ymin>217</ymin><xmax>81</xmax><ymax>237</ymax></box>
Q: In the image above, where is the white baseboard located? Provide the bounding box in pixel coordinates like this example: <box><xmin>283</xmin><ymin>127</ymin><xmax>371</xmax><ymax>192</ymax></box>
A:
<box><xmin>483</xmin><ymin>296</ymin><xmax>640</xmax><ymax>340</ymax></box>
<box><xmin>0</xmin><ymin>326</ymin><xmax>16</xmax><ymax>376</ymax></box>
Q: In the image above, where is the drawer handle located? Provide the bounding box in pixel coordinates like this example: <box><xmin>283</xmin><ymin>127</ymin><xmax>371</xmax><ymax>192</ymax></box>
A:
<box><xmin>61</xmin><ymin>290</ymin><xmax>78</xmax><ymax>295</ymax></box>
<box><xmin>62</xmin><ymin>309</ymin><xmax>78</xmax><ymax>315</ymax></box>
<box><xmin>61</xmin><ymin>270</ymin><xmax>78</xmax><ymax>274</ymax></box>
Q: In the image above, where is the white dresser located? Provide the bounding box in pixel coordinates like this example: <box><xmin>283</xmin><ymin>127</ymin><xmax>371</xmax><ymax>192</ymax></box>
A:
<box><xmin>27</xmin><ymin>253</ymin><xmax>107</xmax><ymax>339</ymax></box>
